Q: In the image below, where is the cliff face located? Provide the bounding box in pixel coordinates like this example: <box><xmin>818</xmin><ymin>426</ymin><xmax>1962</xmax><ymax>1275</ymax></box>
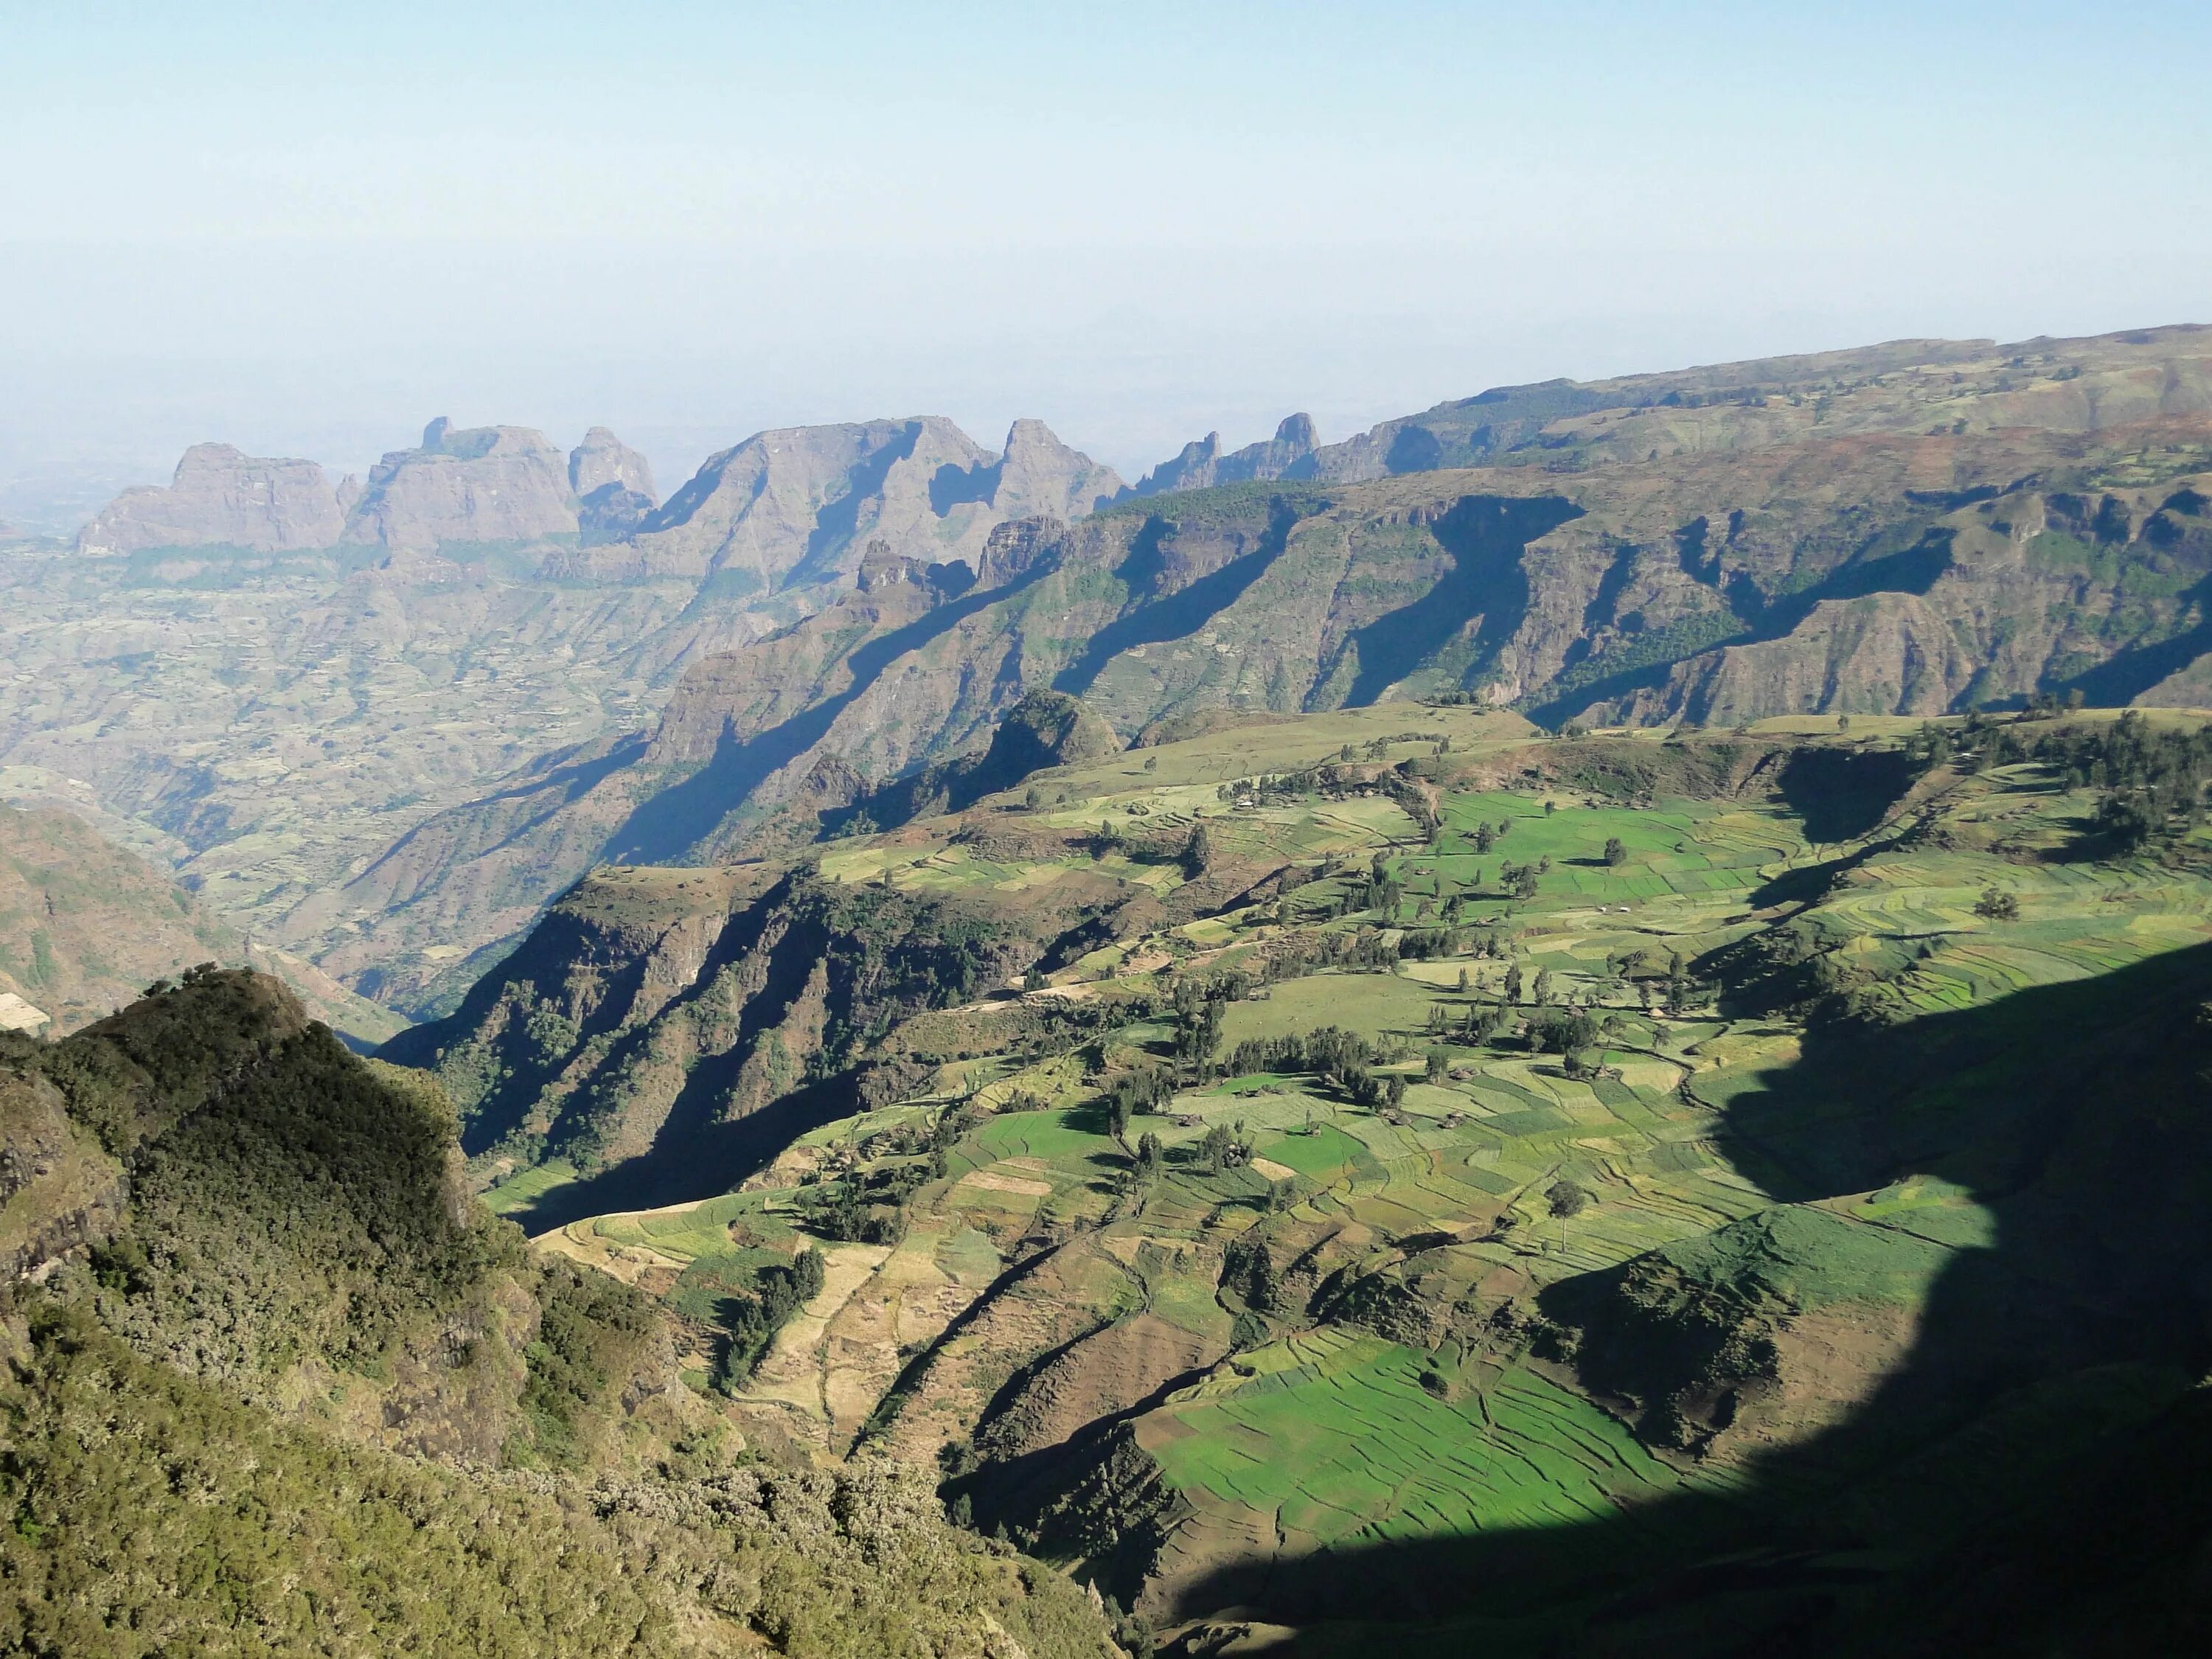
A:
<box><xmin>608</xmin><ymin>416</ymin><xmax>1124</xmax><ymax>591</ymax></box>
<box><xmin>341</xmin><ymin>417</ymin><xmax>581</xmax><ymax>551</ymax></box>
<box><xmin>1129</xmin><ymin>412</ymin><xmax>1319</xmax><ymax>495</ymax></box>
<box><xmin>568</xmin><ymin>426</ymin><xmax>656</xmax><ymax>501</ymax></box>
<box><xmin>74</xmin><ymin>443</ymin><xmax>345</xmax><ymax>554</ymax></box>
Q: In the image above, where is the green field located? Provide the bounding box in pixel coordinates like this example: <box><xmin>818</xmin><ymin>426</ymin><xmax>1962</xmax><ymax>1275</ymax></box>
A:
<box><xmin>540</xmin><ymin>709</ymin><xmax>2212</xmax><ymax>1649</ymax></box>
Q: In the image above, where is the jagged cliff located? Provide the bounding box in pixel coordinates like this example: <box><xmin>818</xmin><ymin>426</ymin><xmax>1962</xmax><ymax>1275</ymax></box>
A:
<box><xmin>592</xmin><ymin>416</ymin><xmax>1123</xmax><ymax>591</ymax></box>
<box><xmin>75</xmin><ymin>442</ymin><xmax>347</xmax><ymax>554</ymax></box>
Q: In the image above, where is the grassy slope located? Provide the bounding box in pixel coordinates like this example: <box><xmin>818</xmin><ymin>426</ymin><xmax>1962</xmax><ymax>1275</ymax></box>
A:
<box><xmin>507</xmin><ymin>704</ymin><xmax>2212</xmax><ymax>1651</ymax></box>
<box><xmin>0</xmin><ymin>801</ymin><xmax>405</xmax><ymax>1043</ymax></box>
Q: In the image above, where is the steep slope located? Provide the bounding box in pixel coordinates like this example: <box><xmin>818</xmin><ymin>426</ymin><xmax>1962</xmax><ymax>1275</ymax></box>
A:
<box><xmin>0</xmin><ymin>801</ymin><xmax>402</xmax><ymax>1042</ymax></box>
<box><xmin>341</xmin><ymin>406</ymin><xmax>2212</xmax><ymax>1008</ymax></box>
<box><xmin>74</xmin><ymin>442</ymin><xmax>346</xmax><ymax>555</ymax></box>
<box><xmin>0</xmin><ymin>969</ymin><xmax>1118</xmax><ymax>1658</ymax></box>
<box><xmin>467</xmin><ymin>707</ymin><xmax>2212</xmax><ymax>1655</ymax></box>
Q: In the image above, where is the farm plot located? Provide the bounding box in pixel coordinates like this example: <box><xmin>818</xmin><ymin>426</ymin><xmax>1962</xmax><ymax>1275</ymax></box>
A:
<box><xmin>1138</xmin><ymin>1329</ymin><xmax>1707</xmax><ymax>1562</ymax></box>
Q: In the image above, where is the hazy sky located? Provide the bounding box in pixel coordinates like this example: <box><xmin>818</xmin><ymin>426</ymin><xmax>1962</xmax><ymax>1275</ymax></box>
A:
<box><xmin>4</xmin><ymin>0</ymin><xmax>2209</xmax><ymax>527</ymax></box>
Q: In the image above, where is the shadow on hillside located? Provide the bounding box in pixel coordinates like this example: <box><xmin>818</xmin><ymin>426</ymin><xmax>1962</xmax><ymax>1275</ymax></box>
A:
<box><xmin>605</xmin><ymin>554</ymin><xmax>1063</xmax><ymax>863</ymax></box>
<box><xmin>1051</xmin><ymin>506</ymin><xmax>1295</xmax><ymax>698</ymax></box>
<box><xmin>498</xmin><ymin>1075</ymin><xmax>861</xmax><ymax>1234</ymax></box>
<box><xmin>1162</xmin><ymin>944</ymin><xmax>2212</xmax><ymax>1655</ymax></box>
<box><xmin>1339</xmin><ymin>494</ymin><xmax>1582</xmax><ymax>707</ymax></box>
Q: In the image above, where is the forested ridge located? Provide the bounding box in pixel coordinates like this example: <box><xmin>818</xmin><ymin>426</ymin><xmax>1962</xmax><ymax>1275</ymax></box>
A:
<box><xmin>0</xmin><ymin>969</ymin><xmax>1116</xmax><ymax>1658</ymax></box>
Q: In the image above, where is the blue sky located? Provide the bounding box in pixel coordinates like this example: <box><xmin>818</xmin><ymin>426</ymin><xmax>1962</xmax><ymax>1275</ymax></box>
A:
<box><xmin>3</xmin><ymin>1</ymin><xmax>2208</xmax><ymax>524</ymax></box>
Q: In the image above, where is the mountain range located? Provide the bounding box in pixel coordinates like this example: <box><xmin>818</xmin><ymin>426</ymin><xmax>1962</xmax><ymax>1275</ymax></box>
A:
<box><xmin>12</xmin><ymin>320</ymin><xmax>2212</xmax><ymax>1657</ymax></box>
<box><xmin>9</xmin><ymin>324</ymin><xmax>2212</xmax><ymax>1018</ymax></box>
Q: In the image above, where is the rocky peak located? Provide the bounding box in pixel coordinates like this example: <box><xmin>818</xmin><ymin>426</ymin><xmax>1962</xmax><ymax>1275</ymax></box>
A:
<box><xmin>990</xmin><ymin>419</ymin><xmax>1125</xmax><ymax>520</ymax></box>
<box><xmin>341</xmin><ymin>418</ymin><xmax>579</xmax><ymax>552</ymax></box>
<box><xmin>568</xmin><ymin>426</ymin><xmax>657</xmax><ymax>502</ymax></box>
<box><xmin>855</xmin><ymin>538</ymin><xmax>928</xmax><ymax>591</ymax></box>
<box><xmin>1130</xmin><ymin>414</ymin><xmax>1319</xmax><ymax>496</ymax></box>
<box><xmin>75</xmin><ymin>442</ymin><xmax>346</xmax><ymax>555</ymax></box>
<box><xmin>624</xmin><ymin>417</ymin><xmax>989</xmax><ymax>589</ymax></box>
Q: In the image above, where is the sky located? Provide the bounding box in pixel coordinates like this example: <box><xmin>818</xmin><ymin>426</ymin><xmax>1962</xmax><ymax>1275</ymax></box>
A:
<box><xmin>3</xmin><ymin>0</ymin><xmax>2209</xmax><ymax>529</ymax></box>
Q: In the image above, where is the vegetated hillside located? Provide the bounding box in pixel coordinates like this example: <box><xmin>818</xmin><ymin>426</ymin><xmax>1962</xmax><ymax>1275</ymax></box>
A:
<box><xmin>439</xmin><ymin>703</ymin><xmax>2212</xmax><ymax>1654</ymax></box>
<box><xmin>347</xmin><ymin>399</ymin><xmax>2212</xmax><ymax>1013</ymax></box>
<box><xmin>0</xmin><ymin>801</ymin><xmax>401</xmax><ymax>1043</ymax></box>
<box><xmin>0</xmin><ymin>969</ymin><xmax>1116</xmax><ymax>1658</ymax></box>
<box><xmin>1138</xmin><ymin>325</ymin><xmax>2212</xmax><ymax>491</ymax></box>
<box><xmin>18</xmin><ymin>324</ymin><xmax>2212</xmax><ymax>1023</ymax></box>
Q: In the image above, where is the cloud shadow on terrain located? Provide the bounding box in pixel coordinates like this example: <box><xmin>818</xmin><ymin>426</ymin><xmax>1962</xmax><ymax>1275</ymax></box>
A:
<box><xmin>1161</xmin><ymin>943</ymin><xmax>2212</xmax><ymax>1655</ymax></box>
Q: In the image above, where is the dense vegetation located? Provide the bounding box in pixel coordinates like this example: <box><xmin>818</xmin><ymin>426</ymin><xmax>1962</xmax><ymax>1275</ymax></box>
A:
<box><xmin>0</xmin><ymin>970</ymin><xmax>1116</xmax><ymax>1657</ymax></box>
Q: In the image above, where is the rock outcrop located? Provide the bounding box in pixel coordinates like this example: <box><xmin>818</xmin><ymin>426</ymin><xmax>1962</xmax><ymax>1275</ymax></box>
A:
<box><xmin>569</xmin><ymin>428</ymin><xmax>659</xmax><ymax>546</ymax></box>
<box><xmin>75</xmin><ymin>442</ymin><xmax>345</xmax><ymax>554</ymax></box>
<box><xmin>568</xmin><ymin>425</ymin><xmax>656</xmax><ymax>501</ymax></box>
<box><xmin>341</xmin><ymin>417</ymin><xmax>580</xmax><ymax>551</ymax></box>
<box><xmin>1130</xmin><ymin>412</ymin><xmax>1320</xmax><ymax>495</ymax></box>
<box><xmin>606</xmin><ymin>416</ymin><xmax>1123</xmax><ymax>591</ymax></box>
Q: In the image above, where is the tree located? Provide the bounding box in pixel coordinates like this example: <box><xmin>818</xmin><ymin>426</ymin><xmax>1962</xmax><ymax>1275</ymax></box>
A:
<box><xmin>1183</xmin><ymin>822</ymin><xmax>1213</xmax><ymax>875</ymax></box>
<box><xmin>2096</xmin><ymin>789</ymin><xmax>2160</xmax><ymax>852</ymax></box>
<box><xmin>1426</xmin><ymin>1047</ymin><xmax>1449</xmax><ymax>1082</ymax></box>
<box><xmin>1547</xmin><ymin>1178</ymin><xmax>1591</xmax><ymax>1251</ymax></box>
<box><xmin>1603</xmin><ymin>837</ymin><xmax>1627</xmax><ymax>866</ymax></box>
<box><xmin>1531</xmin><ymin>1008</ymin><xmax>1600</xmax><ymax>1057</ymax></box>
<box><xmin>1144</xmin><ymin>754</ymin><xmax>1159</xmax><ymax>772</ymax></box>
<box><xmin>1544</xmin><ymin>799</ymin><xmax>1557</xmax><ymax>815</ymax></box>
<box><xmin>1475</xmin><ymin>822</ymin><xmax>1496</xmax><ymax>854</ymax></box>
<box><xmin>1385</xmin><ymin>1074</ymin><xmax>1408</xmax><ymax>1109</ymax></box>
<box><xmin>1505</xmin><ymin>962</ymin><xmax>1525</xmax><ymax>1004</ymax></box>
<box><xmin>1533</xmin><ymin>968</ymin><xmax>1553</xmax><ymax>1006</ymax></box>
<box><xmin>1973</xmin><ymin>886</ymin><xmax>2020</xmax><ymax>921</ymax></box>
<box><xmin>1456</xmin><ymin>966</ymin><xmax>1470</xmax><ymax>992</ymax></box>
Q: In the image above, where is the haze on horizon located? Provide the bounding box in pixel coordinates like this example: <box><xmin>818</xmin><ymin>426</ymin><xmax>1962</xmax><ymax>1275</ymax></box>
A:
<box><xmin>4</xmin><ymin>0</ymin><xmax>2208</xmax><ymax>532</ymax></box>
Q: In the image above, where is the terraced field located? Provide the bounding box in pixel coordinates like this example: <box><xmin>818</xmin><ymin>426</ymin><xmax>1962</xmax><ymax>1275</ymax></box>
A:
<box><xmin>522</xmin><ymin>705</ymin><xmax>2212</xmax><ymax>1652</ymax></box>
